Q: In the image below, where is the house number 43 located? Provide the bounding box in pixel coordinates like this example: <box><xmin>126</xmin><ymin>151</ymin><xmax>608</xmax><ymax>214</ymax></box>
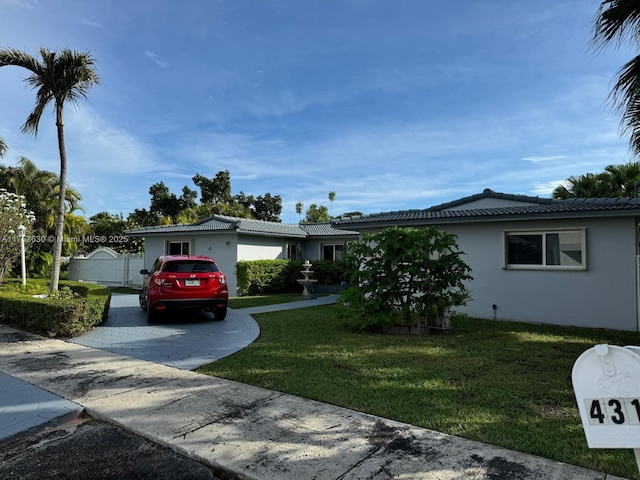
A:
<box><xmin>586</xmin><ymin>398</ymin><xmax>640</xmax><ymax>425</ymax></box>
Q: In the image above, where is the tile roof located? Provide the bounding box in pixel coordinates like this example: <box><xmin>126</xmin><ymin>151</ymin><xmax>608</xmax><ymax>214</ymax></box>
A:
<box><xmin>125</xmin><ymin>215</ymin><xmax>357</xmax><ymax>238</ymax></box>
<box><xmin>298</xmin><ymin>223</ymin><xmax>358</xmax><ymax>237</ymax></box>
<box><xmin>332</xmin><ymin>189</ymin><xmax>640</xmax><ymax>227</ymax></box>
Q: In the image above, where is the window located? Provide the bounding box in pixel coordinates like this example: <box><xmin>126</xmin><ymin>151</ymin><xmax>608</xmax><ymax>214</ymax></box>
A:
<box><xmin>162</xmin><ymin>259</ymin><xmax>219</xmax><ymax>273</ymax></box>
<box><xmin>504</xmin><ymin>229</ymin><xmax>586</xmax><ymax>269</ymax></box>
<box><xmin>286</xmin><ymin>243</ymin><xmax>300</xmax><ymax>260</ymax></box>
<box><xmin>166</xmin><ymin>240</ymin><xmax>190</xmax><ymax>255</ymax></box>
<box><xmin>322</xmin><ymin>243</ymin><xmax>345</xmax><ymax>261</ymax></box>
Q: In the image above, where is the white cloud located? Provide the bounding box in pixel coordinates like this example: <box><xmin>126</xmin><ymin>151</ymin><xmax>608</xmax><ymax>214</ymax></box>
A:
<box><xmin>532</xmin><ymin>181</ymin><xmax>565</xmax><ymax>196</ymax></box>
<box><xmin>0</xmin><ymin>0</ymin><xmax>38</xmax><ymax>7</ymax></box>
<box><xmin>81</xmin><ymin>19</ymin><xmax>105</xmax><ymax>29</ymax></box>
<box><xmin>522</xmin><ymin>156</ymin><xmax>567</xmax><ymax>163</ymax></box>
<box><xmin>143</xmin><ymin>50</ymin><xmax>168</xmax><ymax>69</ymax></box>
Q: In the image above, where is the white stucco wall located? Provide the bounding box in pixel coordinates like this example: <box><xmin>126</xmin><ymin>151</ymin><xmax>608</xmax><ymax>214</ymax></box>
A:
<box><xmin>301</xmin><ymin>239</ymin><xmax>326</xmax><ymax>261</ymax></box>
<box><xmin>442</xmin><ymin>217</ymin><xmax>638</xmax><ymax>331</ymax></box>
<box><xmin>237</xmin><ymin>234</ymin><xmax>286</xmax><ymax>261</ymax></box>
<box><xmin>351</xmin><ymin>216</ymin><xmax>639</xmax><ymax>332</ymax></box>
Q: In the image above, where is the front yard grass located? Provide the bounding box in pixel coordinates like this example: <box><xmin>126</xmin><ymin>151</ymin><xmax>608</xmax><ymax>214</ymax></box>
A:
<box><xmin>227</xmin><ymin>292</ymin><xmax>328</xmax><ymax>309</ymax></box>
<box><xmin>197</xmin><ymin>305</ymin><xmax>640</xmax><ymax>479</ymax></box>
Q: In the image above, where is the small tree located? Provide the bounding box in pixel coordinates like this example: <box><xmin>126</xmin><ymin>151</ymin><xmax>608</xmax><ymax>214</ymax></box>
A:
<box><xmin>0</xmin><ymin>189</ymin><xmax>36</xmax><ymax>284</ymax></box>
<box><xmin>339</xmin><ymin>226</ymin><xmax>472</xmax><ymax>331</ymax></box>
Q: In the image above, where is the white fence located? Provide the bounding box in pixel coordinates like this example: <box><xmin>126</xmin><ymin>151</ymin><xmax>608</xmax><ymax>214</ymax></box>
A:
<box><xmin>68</xmin><ymin>248</ymin><xmax>144</xmax><ymax>288</ymax></box>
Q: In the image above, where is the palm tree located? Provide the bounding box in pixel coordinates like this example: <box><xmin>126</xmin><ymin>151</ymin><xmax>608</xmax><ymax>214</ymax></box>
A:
<box><xmin>592</xmin><ymin>1</ymin><xmax>640</xmax><ymax>154</ymax></box>
<box><xmin>603</xmin><ymin>161</ymin><xmax>640</xmax><ymax>195</ymax></box>
<box><xmin>295</xmin><ymin>202</ymin><xmax>303</xmax><ymax>222</ymax></box>
<box><xmin>328</xmin><ymin>191</ymin><xmax>336</xmax><ymax>217</ymax></box>
<box><xmin>0</xmin><ymin>47</ymin><xmax>99</xmax><ymax>292</ymax></box>
<box><xmin>0</xmin><ymin>137</ymin><xmax>6</xmax><ymax>158</ymax></box>
<box><xmin>552</xmin><ymin>173</ymin><xmax>610</xmax><ymax>199</ymax></box>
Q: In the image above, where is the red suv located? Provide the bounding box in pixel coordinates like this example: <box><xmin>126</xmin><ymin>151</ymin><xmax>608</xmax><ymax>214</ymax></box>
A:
<box><xmin>139</xmin><ymin>255</ymin><xmax>229</xmax><ymax>323</ymax></box>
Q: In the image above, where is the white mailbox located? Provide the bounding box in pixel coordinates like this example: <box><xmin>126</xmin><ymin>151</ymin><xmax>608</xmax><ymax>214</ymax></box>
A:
<box><xmin>572</xmin><ymin>344</ymin><xmax>640</xmax><ymax>472</ymax></box>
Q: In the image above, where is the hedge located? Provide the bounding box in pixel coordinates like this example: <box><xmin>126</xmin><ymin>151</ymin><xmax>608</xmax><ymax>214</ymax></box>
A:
<box><xmin>236</xmin><ymin>259</ymin><xmax>350</xmax><ymax>296</ymax></box>
<box><xmin>0</xmin><ymin>279</ymin><xmax>111</xmax><ymax>338</ymax></box>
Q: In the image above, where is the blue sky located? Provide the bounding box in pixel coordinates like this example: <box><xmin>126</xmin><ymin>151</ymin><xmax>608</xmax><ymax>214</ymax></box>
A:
<box><xmin>0</xmin><ymin>0</ymin><xmax>636</xmax><ymax>223</ymax></box>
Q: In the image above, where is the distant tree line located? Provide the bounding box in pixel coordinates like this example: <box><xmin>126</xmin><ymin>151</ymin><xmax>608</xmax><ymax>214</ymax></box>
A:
<box><xmin>129</xmin><ymin>170</ymin><xmax>283</xmax><ymax>226</ymax></box>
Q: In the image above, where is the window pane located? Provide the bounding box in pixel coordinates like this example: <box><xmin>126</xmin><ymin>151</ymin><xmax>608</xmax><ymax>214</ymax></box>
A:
<box><xmin>323</xmin><ymin>245</ymin><xmax>334</xmax><ymax>261</ymax></box>
<box><xmin>546</xmin><ymin>232</ymin><xmax>582</xmax><ymax>266</ymax></box>
<box><xmin>163</xmin><ymin>260</ymin><xmax>218</xmax><ymax>273</ymax></box>
<box><xmin>508</xmin><ymin>234</ymin><xmax>542</xmax><ymax>265</ymax></box>
<box><xmin>167</xmin><ymin>241</ymin><xmax>189</xmax><ymax>255</ymax></box>
<box><xmin>335</xmin><ymin>244</ymin><xmax>344</xmax><ymax>261</ymax></box>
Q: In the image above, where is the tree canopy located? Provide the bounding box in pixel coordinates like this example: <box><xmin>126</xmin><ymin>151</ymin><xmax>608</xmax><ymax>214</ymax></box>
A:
<box><xmin>552</xmin><ymin>161</ymin><xmax>640</xmax><ymax>198</ymax></box>
<box><xmin>592</xmin><ymin>1</ymin><xmax>640</xmax><ymax>154</ymax></box>
<box><xmin>136</xmin><ymin>171</ymin><xmax>283</xmax><ymax>225</ymax></box>
<box><xmin>0</xmin><ymin>46</ymin><xmax>99</xmax><ymax>292</ymax></box>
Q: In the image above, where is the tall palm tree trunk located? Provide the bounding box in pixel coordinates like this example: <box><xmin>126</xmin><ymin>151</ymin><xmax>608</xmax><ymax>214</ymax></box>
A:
<box><xmin>50</xmin><ymin>102</ymin><xmax>67</xmax><ymax>293</ymax></box>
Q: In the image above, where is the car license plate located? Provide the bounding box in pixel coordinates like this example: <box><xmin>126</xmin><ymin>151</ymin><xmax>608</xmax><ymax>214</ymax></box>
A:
<box><xmin>185</xmin><ymin>279</ymin><xmax>200</xmax><ymax>287</ymax></box>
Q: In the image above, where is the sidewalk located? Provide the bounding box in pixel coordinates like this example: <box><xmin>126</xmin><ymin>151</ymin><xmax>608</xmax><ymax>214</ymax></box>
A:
<box><xmin>0</xmin><ymin>298</ymin><xmax>627</xmax><ymax>480</ymax></box>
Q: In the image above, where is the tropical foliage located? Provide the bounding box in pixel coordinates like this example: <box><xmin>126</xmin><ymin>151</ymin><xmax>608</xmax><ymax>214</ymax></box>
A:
<box><xmin>0</xmin><ymin>158</ymin><xmax>97</xmax><ymax>270</ymax></box>
<box><xmin>592</xmin><ymin>0</ymin><xmax>640</xmax><ymax>154</ymax></box>
<box><xmin>339</xmin><ymin>226</ymin><xmax>472</xmax><ymax>331</ymax></box>
<box><xmin>552</xmin><ymin>161</ymin><xmax>640</xmax><ymax>198</ymax></box>
<box><xmin>0</xmin><ymin>47</ymin><xmax>99</xmax><ymax>292</ymax></box>
<box><xmin>302</xmin><ymin>203</ymin><xmax>330</xmax><ymax>223</ymax></box>
<box><xmin>0</xmin><ymin>189</ymin><xmax>36</xmax><ymax>284</ymax></box>
<box><xmin>135</xmin><ymin>171</ymin><xmax>283</xmax><ymax>225</ymax></box>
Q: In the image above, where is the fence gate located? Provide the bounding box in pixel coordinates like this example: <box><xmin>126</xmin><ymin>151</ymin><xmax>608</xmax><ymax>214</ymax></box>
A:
<box><xmin>68</xmin><ymin>247</ymin><xmax>144</xmax><ymax>288</ymax></box>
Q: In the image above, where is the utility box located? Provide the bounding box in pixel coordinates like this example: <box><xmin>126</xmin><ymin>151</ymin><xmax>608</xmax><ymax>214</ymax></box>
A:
<box><xmin>572</xmin><ymin>344</ymin><xmax>640</xmax><ymax>471</ymax></box>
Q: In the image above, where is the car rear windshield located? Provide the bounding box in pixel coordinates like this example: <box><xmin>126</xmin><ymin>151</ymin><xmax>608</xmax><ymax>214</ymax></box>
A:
<box><xmin>162</xmin><ymin>260</ymin><xmax>220</xmax><ymax>273</ymax></box>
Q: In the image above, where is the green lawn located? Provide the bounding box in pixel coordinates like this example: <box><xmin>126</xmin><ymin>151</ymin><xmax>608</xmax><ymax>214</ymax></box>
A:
<box><xmin>197</xmin><ymin>304</ymin><xmax>640</xmax><ymax>479</ymax></box>
<box><xmin>227</xmin><ymin>292</ymin><xmax>328</xmax><ymax>309</ymax></box>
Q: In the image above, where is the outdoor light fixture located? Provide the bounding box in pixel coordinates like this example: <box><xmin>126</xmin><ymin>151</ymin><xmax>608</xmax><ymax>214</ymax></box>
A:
<box><xmin>17</xmin><ymin>224</ymin><xmax>26</xmax><ymax>286</ymax></box>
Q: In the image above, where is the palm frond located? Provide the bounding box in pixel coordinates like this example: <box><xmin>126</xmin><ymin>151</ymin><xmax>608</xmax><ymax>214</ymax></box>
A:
<box><xmin>0</xmin><ymin>47</ymin><xmax>41</xmax><ymax>72</ymax></box>
<box><xmin>592</xmin><ymin>0</ymin><xmax>640</xmax><ymax>48</ymax></box>
<box><xmin>609</xmin><ymin>54</ymin><xmax>640</xmax><ymax>154</ymax></box>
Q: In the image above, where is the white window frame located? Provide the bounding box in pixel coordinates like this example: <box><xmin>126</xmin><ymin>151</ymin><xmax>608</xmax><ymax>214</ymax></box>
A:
<box><xmin>165</xmin><ymin>240</ymin><xmax>191</xmax><ymax>256</ymax></box>
<box><xmin>321</xmin><ymin>243</ymin><xmax>345</xmax><ymax>261</ymax></box>
<box><xmin>502</xmin><ymin>228</ymin><xmax>587</xmax><ymax>270</ymax></box>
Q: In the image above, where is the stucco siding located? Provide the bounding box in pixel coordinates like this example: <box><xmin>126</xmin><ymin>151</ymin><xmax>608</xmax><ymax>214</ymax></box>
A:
<box><xmin>193</xmin><ymin>234</ymin><xmax>238</xmax><ymax>296</ymax></box>
<box><xmin>444</xmin><ymin>218</ymin><xmax>638</xmax><ymax>331</ymax></box>
<box><xmin>351</xmin><ymin>217</ymin><xmax>639</xmax><ymax>331</ymax></box>
<box><xmin>237</xmin><ymin>235</ymin><xmax>286</xmax><ymax>261</ymax></box>
<box><xmin>141</xmin><ymin>236</ymin><xmax>165</xmax><ymax>269</ymax></box>
<box><xmin>301</xmin><ymin>239</ymin><xmax>332</xmax><ymax>261</ymax></box>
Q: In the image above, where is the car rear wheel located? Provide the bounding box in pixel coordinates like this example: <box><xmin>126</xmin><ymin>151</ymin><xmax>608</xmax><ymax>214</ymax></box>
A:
<box><xmin>139</xmin><ymin>288</ymin><xmax>148</xmax><ymax>311</ymax></box>
<box><xmin>213</xmin><ymin>306</ymin><xmax>227</xmax><ymax>321</ymax></box>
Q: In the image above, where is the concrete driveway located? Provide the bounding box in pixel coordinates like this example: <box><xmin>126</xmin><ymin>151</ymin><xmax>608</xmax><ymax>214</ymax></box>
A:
<box><xmin>70</xmin><ymin>293</ymin><xmax>260</xmax><ymax>370</ymax></box>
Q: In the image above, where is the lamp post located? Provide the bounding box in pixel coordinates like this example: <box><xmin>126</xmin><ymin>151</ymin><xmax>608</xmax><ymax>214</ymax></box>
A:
<box><xmin>17</xmin><ymin>224</ymin><xmax>26</xmax><ymax>286</ymax></box>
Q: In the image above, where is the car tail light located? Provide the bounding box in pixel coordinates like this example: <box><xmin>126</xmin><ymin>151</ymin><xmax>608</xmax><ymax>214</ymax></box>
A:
<box><xmin>153</xmin><ymin>277</ymin><xmax>171</xmax><ymax>287</ymax></box>
<box><xmin>217</xmin><ymin>275</ymin><xmax>226</xmax><ymax>285</ymax></box>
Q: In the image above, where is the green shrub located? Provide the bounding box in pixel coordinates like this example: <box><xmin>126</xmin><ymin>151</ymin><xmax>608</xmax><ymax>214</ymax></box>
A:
<box><xmin>309</xmin><ymin>260</ymin><xmax>349</xmax><ymax>285</ymax></box>
<box><xmin>339</xmin><ymin>226</ymin><xmax>472</xmax><ymax>331</ymax></box>
<box><xmin>0</xmin><ymin>279</ymin><xmax>111</xmax><ymax>338</ymax></box>
<box><xmin>236</xmin><ymin>259</ymin><xmax>350</xmax><ymax>296</ymax></box>
<box><xmin>236</xmin><ymin>260</ymin><xmax>290</xmax><ymax>295</ymax></box>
